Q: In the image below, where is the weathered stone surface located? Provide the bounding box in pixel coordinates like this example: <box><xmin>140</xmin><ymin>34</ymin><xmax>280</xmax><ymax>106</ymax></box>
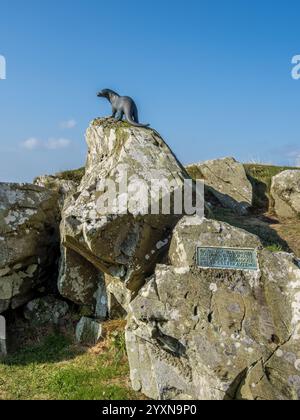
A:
<box><xmin>126</xmin><ymin>217</ymin><xmax>300</xmax><ymax>400</ymax></box>
<box><xmin>0</xmin><ymin>183</ymin><xmax>59</xmax><ymax>313</ymax></box>
<box><xmin>24</xmin><ymin>296</ymin><xmax>69</xmax><ymax>325</ymax></box>
<box><xmin>34</xmin><ymin>175</ymin><xmax>79</xmax><ymax>210</ymax></box>
<box><xmin>106</xmin><ymin>275</ymin><xmax>132</xmax><ymax>318</ymax></box>
<box><xmin>75</xmin><ymin>316</ymin><xmax>103</xmax><ymax>345</ymax></box>
<box><xmin>271</xmin><ymin>170</ymin><xmax>300</xmax><ymax>219</ymax></box>
<box><xmin>187</xmin><ymin>157</ymin><xmax>252</xmax><ymax>215</ymax></box>
<box><xmin>58</xmin><ymin>247</ymin><xmax>107</xmax><ymax>319</ymax></box>
<box><xmin>61</xmin><ymin>118</ymin><xmax>191</xmax><ymax>292</ymax></box>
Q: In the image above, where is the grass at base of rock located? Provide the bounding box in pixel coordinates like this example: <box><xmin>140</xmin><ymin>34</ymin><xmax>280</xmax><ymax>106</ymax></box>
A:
<box><xmin>0</xmin><ymin>320</ymin><xmax>143</xmax><ymax>401</ymax></box>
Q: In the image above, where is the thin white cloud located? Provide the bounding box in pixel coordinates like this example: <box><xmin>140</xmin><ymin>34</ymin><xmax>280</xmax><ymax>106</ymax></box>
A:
<box><xmin>285</xmin><ymin>148</ymin><xmax>300</xmax><ymax>167</ymax></box>
<box><xmin>21</xmin><ymin>137</ymin><xmax>72</xmax><ymax>151</ymax></box>
<box><xmin>60</xmin><ymin>119</ymin><xmax>77</xmax><ymax>129</ymax></box>
<box><xmin>268</xmin><ymin>144</ymin><xmax>300</xmax><ymax>167</ymax></box>
<box><xmin>46</xmin><ymin>138</ymin><xmax>71</xmax><ymax>150</ymax></box>
<box><xmin>21</xmin><ymin>138</ymin><xmax>40</xmax><ymax>150</ymax></box>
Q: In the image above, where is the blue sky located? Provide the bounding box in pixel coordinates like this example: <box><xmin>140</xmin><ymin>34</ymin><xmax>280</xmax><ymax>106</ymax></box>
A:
<box><xmin>0</xmin><ymin>0</ymin><xmax>300</xmax><ymax>182</ymax></box>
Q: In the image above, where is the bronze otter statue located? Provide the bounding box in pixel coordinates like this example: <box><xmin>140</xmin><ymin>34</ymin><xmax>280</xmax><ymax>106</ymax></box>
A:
<box><xmin>97</xmin><ymin>89</ymin><xmax>150</xmax><ymax>128</ymax></box>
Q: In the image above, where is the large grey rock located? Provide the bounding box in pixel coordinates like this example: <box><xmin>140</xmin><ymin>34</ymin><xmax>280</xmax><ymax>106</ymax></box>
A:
<box><xmin>76</xmin><ymin>316</ymin><xmax>103</xmax><ymax>345</ymax></box>
<box><xmin>34</xmin><ymin>175</ymin><xmax>78</xmax><ymax>210</ymax></box>
<box><xmin>61</xmin><ymin>118</ymin><xmax>192</xmax><ymax>293</ymax></box>
<box><xmin>58</xmin><ymin>247</ymin><xmax>107</xmax><ymax>319</ymax></box>
<box><xmin>24</xmin><ymin>296</ymin><xmax>69</xmax><ymax>325</ymax></box>
<box><xmin>187</xmin><ymin>157</ymin><xmax>252</xmax><ymax>215</ymax></box>
<box><xmin>271</xmin><ymin>170</ymin><xmax>300</xmax><ymax>219</ymax></box>
<box><xmin>126</xmin><ymin>217</ymin><xmax>300</xmax><ymax>400</ymax></box>
<box><xmin>0</xmin><ymin>183</ymin><xmax>59</xmax><ymax>313</ymax></box>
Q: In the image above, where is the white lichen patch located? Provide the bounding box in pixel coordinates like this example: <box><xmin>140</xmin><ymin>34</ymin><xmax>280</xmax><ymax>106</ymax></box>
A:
<box><xmin>209</xmin><ymin>283</ymin><xmax>218</xmax><ymax>293</ymax></box>
<box><xmin>276</xmin><ymin>349</ymin><xmax>284</xmax><ymax>358</ymax></box>
<box><xmin>174</xmin><ymin>267</ymin><xmax>190</xmax><ymax>275</ymax></box>
<box><xmin>291</xmin><ymin>291</ymin><xmax>300</xmax><ymax>340</ymax></box>
<box><xmin>295</xmin><ymin>359</ymin><xmax>300</xmax><ymax>372</ymax></box>
<box><xmin>170</xmin><ymin>309</ymin><xmax>180</xmax><ymax>321</ymax></box>
<box><xmin>140</xmin><ymin>284</ymin><xmax>153</xmax><ymax>299</ymax></box>
<box><xmin>4</xmin><ymin>208</ymin><xmax>37</xmax><ymax>228</ymax></box>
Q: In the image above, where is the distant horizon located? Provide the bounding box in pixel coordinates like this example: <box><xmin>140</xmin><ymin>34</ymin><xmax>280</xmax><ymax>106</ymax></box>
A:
<box><xmin>33</xmin><ymin>146</ymin><xmax>300</xmax><ymax>183</ymax></box>
<box><xmin>1</xmin><ymin>0</ymin><xmax>300</xmax><ymax>182</ymax></box>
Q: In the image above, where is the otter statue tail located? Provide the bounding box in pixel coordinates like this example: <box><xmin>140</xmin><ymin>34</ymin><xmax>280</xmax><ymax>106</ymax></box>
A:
<box><xmin>125</xmin><ymin>107</ymin><xmax>150</xmax><ymax>128</ymax></box>
<box><xmin>126</xmin><ymin>117</ymin><xmax>150</xmax><ymax>128</ymax></box>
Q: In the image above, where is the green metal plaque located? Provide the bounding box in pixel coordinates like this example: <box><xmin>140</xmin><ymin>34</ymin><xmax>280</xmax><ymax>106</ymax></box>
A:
<box><xmin>197</xmin><ymin>246</ymin><xmax>258</xmax><ymax>271</ymax></box>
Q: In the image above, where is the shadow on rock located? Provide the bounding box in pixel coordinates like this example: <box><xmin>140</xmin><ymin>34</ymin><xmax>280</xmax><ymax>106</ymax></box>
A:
<box><xmin>213</xmin><ymin>208</ymin><xmax>291</xmax><ymax>252</ymax></box>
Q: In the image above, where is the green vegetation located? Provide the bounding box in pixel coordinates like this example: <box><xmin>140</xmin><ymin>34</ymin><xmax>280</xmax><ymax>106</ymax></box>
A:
<box><xmin>265</xmin><ymin>244</ymin><xmax>284</xmax><ymax>252</ymax></box>
<box><xmin>55</xmin><ymin>167</ymin><xmax>85</xmax><ymax>184</ymax></box>
<box><xmin>244</xmin><ymin>164</ymin><xmax>298</xmax><ymax>211</ymax></box>
<box><xmin>92</xmin><ymin>118</ymin><xmax>132</xmax><ymax>130</ymax></box>
<box><xmin>185</xmin><ymin>165</ymin><xmax>204</xmax><ymax>181</ymax></box>
<box><xmin>244</xmin><ymin>164</ymin><xmax>298</xmax><ymax>190</ymax></box>
<box><xmin>0</xmin><ymin>322</ymin><xmax>142</xmax><ymax>401</ymax></box>
<box><xmin>33</xmin><ymin>167</ymin><xmax>85</xmax><ymax>186</ymax></box>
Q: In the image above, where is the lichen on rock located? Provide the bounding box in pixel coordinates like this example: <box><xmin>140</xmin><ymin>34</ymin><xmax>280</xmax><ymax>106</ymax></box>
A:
<box><xmin>126</xmin><ymin>216</ymin><xmax>300</xmax><ymax>400</ymax></box>
<box><xmin>60</xmin><ymin>118</ymin><xmax>191</xmax><ymax>293</ymax></box>
<box><xmin>271</xmin><ymin>170</ymin><xmax>300</xmax><ymax>219</ymax></box>
<box><xmin>187</xmin><ymin>157</ymin><xmax>253</xmax><ymax>215</ymax></box>
<box><xmin>24</xmin><ymin>296</ymin><xmax>69</xmax><ymax>325</ymax></box>
<box><xmin>0</xmin><ymin>183</ymin><xmax>60</xmax><ymax>313</ymax></box>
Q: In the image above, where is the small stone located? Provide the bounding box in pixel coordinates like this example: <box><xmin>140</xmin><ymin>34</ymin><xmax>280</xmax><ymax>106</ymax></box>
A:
<box><xmin>75</xmin><ymin>317</ymin><xmax>103</xmax><ymax>345</ymax></box>
<box><xmin>0</xmin><ymin>315</ymin><xmax>7</xmax><ymax>356</ymax></box>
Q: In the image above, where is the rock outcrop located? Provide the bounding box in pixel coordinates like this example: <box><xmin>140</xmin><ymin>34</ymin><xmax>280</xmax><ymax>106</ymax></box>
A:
<box><xmin>126</xmin><ymin>217</ymin><xmax>300</xmax><ymax>400</ymax></box>
<box><xmin>271</xmin><ymin>170</ymin><xmax>300</xmax><ymax>219</ymax></box>
<box><xmin>58</xmin><ymin>247</ymin><xmax>107</xmax><ymax>319</ymax></box>
<box><xmin>24</xmin><ymin>296</ymin><xmax>69</xmax><ymax>325</ymax></box>
<box><xmin>0</xmin><ymin>183</ymin><xmax>59</xmax><ymax>314</ymax></box>
<box><xmin>187</xmin><ymin>157</ymin><xmax>253</xmax><ymax>215</ymax></box>
<box><xmin>106</xmin><ymin>274</ymin><xmax>132</xmax><ymax>319</ymax></box>
<box><xmin>76</xmin><ymin>316</ymin><xmax>103</xmax><ymax>345</ymax></box>
<box><xmin>34</xmin><ymin>175</ymin><xmax>79</xmax><ymax>210</ymax></box>
<box><xmin>60</xmin><ymin>118</ymin><xmax>192</xmax><ymax>294</ymax></box>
